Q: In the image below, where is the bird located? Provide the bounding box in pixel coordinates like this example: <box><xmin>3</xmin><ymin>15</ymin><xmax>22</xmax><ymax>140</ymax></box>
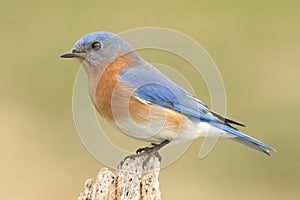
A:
<box><xmin>61</xmin><ymin>31</ymin><xmax>275</xmax><ymax>157</ymax></box>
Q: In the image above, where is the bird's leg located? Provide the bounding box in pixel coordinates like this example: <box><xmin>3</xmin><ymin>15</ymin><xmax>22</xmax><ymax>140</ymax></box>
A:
<box><xmin>119</xmin><ymin>140</ymin><xmax>170</xmax><ymax>169</ymax></box>
<box><xmin>136</xmin><ymin>140</ymin><xmax>170</xmax><ymax>154</ymax></box>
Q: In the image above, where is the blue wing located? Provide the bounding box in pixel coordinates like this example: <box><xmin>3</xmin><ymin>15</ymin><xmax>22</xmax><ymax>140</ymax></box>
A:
<box><xmin>119</xmin><ymin>64</ymin><xmax>242</xmax><ymax>125</ymax></box>
<box><xmin>119</xmin><ymin>64</ymin><xmax>275</xmax><ymax>155</ymax></box>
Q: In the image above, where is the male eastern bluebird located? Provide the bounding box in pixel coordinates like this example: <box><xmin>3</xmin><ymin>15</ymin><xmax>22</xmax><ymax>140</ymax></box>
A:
<box><xmin>61</xmin><ymin>32</ymin><xmax>275</xmax><ymax>156</ymax></box>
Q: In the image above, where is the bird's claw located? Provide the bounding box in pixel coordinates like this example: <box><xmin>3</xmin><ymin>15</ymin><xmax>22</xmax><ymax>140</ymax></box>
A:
<box><xmin>118</xmin><ymin>140</ymin><xmax>169</xmax><ymax>169</ymax></box>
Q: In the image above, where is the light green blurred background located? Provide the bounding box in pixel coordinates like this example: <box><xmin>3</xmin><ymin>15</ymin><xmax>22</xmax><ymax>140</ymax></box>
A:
<box><xmin>1</xmin><ymin>0</ymin><xmax>299</xmax><ymax>199</ymax></box>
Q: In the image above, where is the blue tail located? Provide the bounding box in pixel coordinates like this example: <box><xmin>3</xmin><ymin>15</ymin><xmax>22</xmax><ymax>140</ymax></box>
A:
<box><xmin>211</xmin><ymin>122</ymin><xmax>276</xmax><ymax>156</ymax></box>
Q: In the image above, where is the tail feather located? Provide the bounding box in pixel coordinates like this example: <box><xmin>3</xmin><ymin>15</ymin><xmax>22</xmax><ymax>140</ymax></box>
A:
<box><xmin>211</xmin><ymin>122</ymin><xmax>276</xmax><ymax>156</ymax></box>
<box><xmin>229</xmin><ymin>136</ymin><xmax>273</xmax><ymax>156</ymax></box>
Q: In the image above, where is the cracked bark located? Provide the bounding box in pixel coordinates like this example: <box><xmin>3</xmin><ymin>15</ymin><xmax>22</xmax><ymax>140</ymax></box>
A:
<box><xmin>78</xmin><ymin>154</ymin><xmax>161</xmax><ymax>200</ymax></box>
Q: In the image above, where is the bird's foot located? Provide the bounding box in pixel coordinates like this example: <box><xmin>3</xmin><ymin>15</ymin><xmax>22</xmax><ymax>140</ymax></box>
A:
<box><xmin>119</xmin><ymin>140</ymin><xmax>170</xmax><ymax>169</ymax></box>
<box><xmin>119</xmin><ymin>151</ymin><xmax>161</xmax><ymax>169</ymax></box>
<box><xmin>136</xmin><ymin>140</ymin><xmax>170</xmax><ymax>154</ymax></box>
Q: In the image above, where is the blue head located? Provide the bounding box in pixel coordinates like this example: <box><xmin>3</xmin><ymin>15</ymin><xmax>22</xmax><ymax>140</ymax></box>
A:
<box><xmin>61</xmin><ymin>32</ymin><xmax>134</xmax><ymax>66</ymax></box>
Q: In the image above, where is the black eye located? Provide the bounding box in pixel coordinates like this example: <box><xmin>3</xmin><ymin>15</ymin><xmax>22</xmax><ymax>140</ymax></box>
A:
<box><xmin>91</xmin><ymin>41</ymin><xmax>102</xmax><ymax>50</ymax></box>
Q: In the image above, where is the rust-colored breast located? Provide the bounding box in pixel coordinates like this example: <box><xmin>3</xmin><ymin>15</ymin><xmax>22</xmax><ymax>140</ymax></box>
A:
<box><xmin>94</xmin><ymin>54</ymin><xmax>134</xmax><ymax>120</ymax></box>
<box><xmin>93</xmin><ymin>53</ymin><xmax>184</xmax><ymax>138</ymax></box>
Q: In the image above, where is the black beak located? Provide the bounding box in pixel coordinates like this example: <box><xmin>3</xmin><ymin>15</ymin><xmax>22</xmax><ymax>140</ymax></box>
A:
<box><xmin>60</xmin><ymin>50</ymin><xmax>77</xmax><ymax>58</ymax></box>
